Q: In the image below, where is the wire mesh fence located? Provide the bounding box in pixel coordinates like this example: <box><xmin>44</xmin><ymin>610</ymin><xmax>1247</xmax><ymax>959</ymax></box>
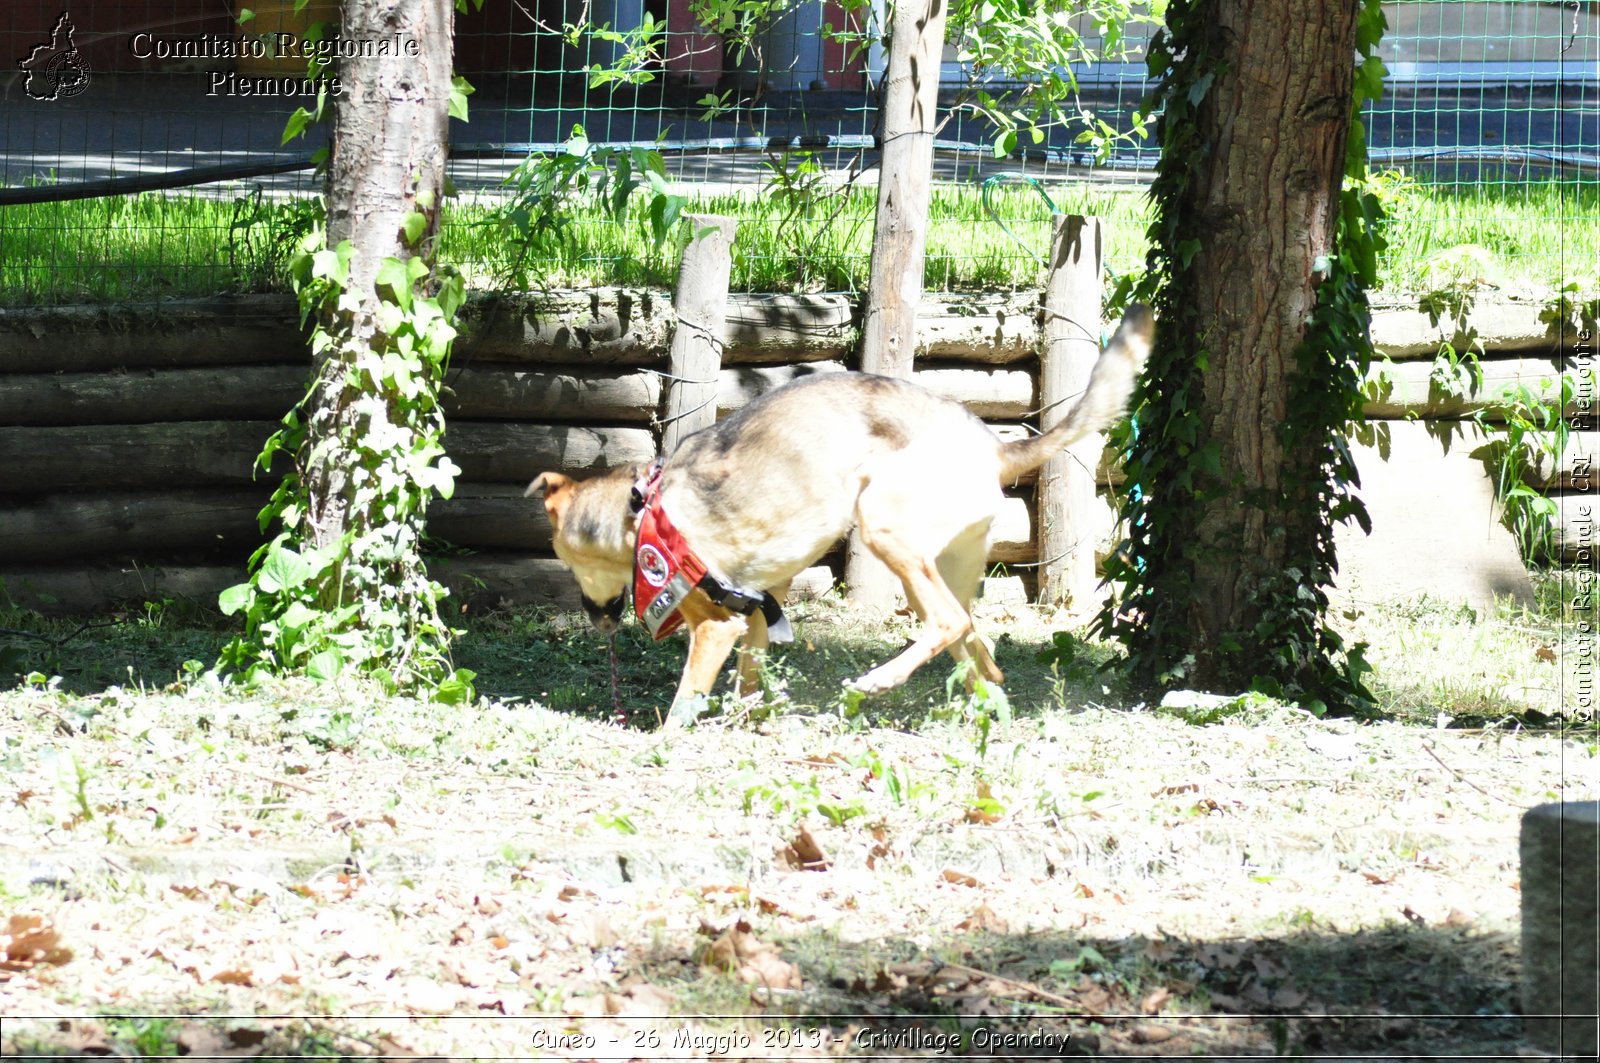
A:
<box><xmin>0</xmin><ymin>0</ymin><xmax>1595</xmax><ymax>305</ymax></box>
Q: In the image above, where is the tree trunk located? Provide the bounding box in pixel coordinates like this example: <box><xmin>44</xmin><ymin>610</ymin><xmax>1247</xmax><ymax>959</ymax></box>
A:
<box><xmin>858</xmin><ymin>0</ymin><xmax>946</xmax><ymax>375</ymax></box>
<box><xmin>847</xmin><ymin>0</ymin><xmax>949</xmax><ymax>608</ymax></box>
<box><xmin>302</xmin><ymin>0</ymin><xmax>454</xmax><ymax>553</ymax></box>
<box><xmin>1130</xmin><ymin>0</ymin><xmax>1360</xmax><ymax>692</ymax></box>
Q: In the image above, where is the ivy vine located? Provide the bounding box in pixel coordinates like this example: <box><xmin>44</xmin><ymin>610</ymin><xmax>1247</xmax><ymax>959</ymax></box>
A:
<box><xmin>1097</xmin><ymin>0</ymin><xmax>1389</xmax><ymax>715</ymax></box>
<box><xmin>217</xmin><ymin>0</ymin><xmax>480</xmax><ymax>701</ymax></box>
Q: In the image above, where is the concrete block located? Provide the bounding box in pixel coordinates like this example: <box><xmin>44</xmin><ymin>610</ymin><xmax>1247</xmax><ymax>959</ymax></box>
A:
<box><xmin>1332</xmin><ymin>419</ymin><xmax>1534</xmax><ymax>611</ymax></box>
<box><xmin>1521</xmin><ymin>801</ymin><xmax>1600</xmax><ymax>1057</ymax></box>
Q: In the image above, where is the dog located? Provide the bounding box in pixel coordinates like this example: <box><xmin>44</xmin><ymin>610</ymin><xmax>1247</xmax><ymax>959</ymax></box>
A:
<box><xmin>528</xmin><ymin>304</ymin><xmax>1152</xmax><ymax>726</ymax></box>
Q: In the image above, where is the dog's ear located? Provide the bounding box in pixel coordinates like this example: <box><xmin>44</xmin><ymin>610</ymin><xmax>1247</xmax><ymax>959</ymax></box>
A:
<box><xmin>526</xmin><ymin>472</ymin><xmax>575</xmax><ymax>525</ymax></box>
<box><xmin>525</xmin><ymin>471</ymin><xmax>570</xmax><ymax>500</ymax></box>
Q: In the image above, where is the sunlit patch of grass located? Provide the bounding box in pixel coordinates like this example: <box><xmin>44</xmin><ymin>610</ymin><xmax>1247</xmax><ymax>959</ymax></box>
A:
<box><xmin>4</xmin><ymin>175</ymin><xmax>1593</xmax><ymax>304</ymax></box>
<box><xmin>1372</xmin><ymin>173</ymin><xmax>1600</xmax><ymax>295</ymax></box>
<box><xmin>1346</xmin><ymin>568</ymin><xmax>1591</xmax><ymax>727</ymax></box>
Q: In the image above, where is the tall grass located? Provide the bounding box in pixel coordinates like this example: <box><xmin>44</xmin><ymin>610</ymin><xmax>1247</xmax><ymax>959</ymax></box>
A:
<box><xmin>1372</xmin><ymin>175</ymin><xmax>1599</xmax><ymax>294</ymax></box>
<box><xmin>1</xmin><ymin>174</ymin><xmax>1594</xmax><ymax>304</ymax></box>
<box><xmin>0</xmin><ymin>194</ymin><xmax>255</xmax><ymax>304</ymax></box>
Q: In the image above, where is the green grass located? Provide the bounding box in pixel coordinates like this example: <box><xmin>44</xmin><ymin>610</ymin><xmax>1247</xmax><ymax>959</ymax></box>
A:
<box><xmin>2</xmin><ymin>174</ymin><xmax>1594</xmax><ymax>304</ymax></box>
<box><xmin>438</xmin><ymin>180</ymin><xmax>1158</xmax><ymax>295</ymax></box>
<box><xmin>3</xmin><ymin>567</ymin><xmax>1590</xmax><ymax>729</ymax></box>
<box><xmin>1370</xmin><ymin>172</ymin><xmax>1600</xmax><ymax>294</ymax></box>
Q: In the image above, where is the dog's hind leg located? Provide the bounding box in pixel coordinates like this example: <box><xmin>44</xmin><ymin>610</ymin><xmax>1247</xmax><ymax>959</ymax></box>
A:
<box><xmin>665</xmin><ymin>605</ymin><xmax>748</xmax><ymax>727</ymax></box>
<box><xmin>937</xmin><ymin>533</ymin><xmax>1004</xmax><ymax>686</ymax></box>
<box><xmin>847</xmin><ymin>493</ymin><xmax>981</xmax><ymax>696</ymax></box>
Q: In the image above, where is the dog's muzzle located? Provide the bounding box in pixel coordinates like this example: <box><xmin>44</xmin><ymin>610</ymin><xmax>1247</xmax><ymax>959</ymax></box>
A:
<box><xmin>582</xmin><ymin>593</ymin><xmax>626</xmax><ymax>635</ymax></box>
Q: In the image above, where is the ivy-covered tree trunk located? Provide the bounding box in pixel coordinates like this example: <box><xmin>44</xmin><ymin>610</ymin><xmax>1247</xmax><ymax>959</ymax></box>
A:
<box><xmin>1106</xmin><ymin>0</ymin><xmax>1381</xmax><ymax>709</ymax></box>
<box><xmin>306</xmin><ymin>0</ymin><xmax>453</xmax><ymax>552</ymax></box>
<box><xmin>222</xmin><ymin>0</ymin><xmax>471</xmax><ymax>691</ymax></box>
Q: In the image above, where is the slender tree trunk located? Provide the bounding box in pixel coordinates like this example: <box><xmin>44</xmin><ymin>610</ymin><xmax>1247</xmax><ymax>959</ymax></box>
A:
<box><xmin>858</xmin><ymin>0</ymin><xmax>945</xmax><ymax>374</ymax></box>
<box><xmin>304</xmin><ymin>0</ymin><xmax>454</xmax><ymax>553</ymax></box>
<box><xmin>1134</xmin><ymin>0</ymin><xmax>1359</xmax><ymax>690</ymax></box>
<box><xmin>848</xmin><ymin>0</ymin><xmax>947</xmax><ymax>607</ymax></box>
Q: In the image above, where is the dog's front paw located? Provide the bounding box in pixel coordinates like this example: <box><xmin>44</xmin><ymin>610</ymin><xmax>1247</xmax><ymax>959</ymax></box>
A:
<box><xmin>665</xmin><ymin>692</ymin><xmax>714</xmax><ymax>729</ymax></box>
<box><xmin>845</xmin><ymin>668</ymin><xmax>898</xmax><ymax>697</ymax></box>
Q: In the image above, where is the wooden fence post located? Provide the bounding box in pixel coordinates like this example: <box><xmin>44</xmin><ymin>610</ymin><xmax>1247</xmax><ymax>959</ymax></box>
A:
<box><xmin>1038</xmin><ymin>214</ymin><xmax>1104</xmax><ymax>610</ymax></box>
<box><xmin>847</xmin><ymin>0</ymin><xmax>947</xmax><ymax>607</ymax></box>
<box><xmin>661</xmin><ymin>214</ymin><xmax>736</xmax><ymax>456</ymax></box>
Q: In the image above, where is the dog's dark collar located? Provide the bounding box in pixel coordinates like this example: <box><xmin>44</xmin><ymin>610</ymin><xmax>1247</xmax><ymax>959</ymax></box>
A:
<box><xmin>630</xmin><ymin>460</ymin><xmax>791</xmax><ymax>643</ymax></box>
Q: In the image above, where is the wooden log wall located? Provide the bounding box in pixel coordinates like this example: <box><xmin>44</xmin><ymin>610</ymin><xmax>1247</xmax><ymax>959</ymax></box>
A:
<box><xmin>0</xmin><ymin>291</ymin><xmax>1047</xmax><ymax>614</ymax></box>
<box><xmin>0</xmin><ymin>292</ymin><xmax>1587</xmax><ymax>613</ymax></box>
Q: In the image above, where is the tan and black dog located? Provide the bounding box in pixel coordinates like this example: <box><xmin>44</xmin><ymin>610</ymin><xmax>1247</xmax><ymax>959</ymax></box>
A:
<box><xmin>528</xmin><ymin>304</ymin><xmax>1152</xmax><ymax>725</ymax></box>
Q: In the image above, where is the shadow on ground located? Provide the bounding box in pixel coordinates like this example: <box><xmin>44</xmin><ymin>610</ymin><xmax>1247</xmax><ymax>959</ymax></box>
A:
<box><xmin>1</xmin><ymin>920</ymin><xmax>1522</xmax><ymax>1059</ymax></box>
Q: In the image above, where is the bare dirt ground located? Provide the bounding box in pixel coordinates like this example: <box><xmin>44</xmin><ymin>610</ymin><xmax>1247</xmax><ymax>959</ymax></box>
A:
<box><xmin>0</xmin><ymin>593</ymin><xmax>1595</xmax><ymax>1060</ymax></box>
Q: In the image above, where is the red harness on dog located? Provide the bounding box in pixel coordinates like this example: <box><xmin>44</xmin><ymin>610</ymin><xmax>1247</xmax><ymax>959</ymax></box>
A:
<box><xmin>630</xmin><ymin>460</ymin><xmax>791</xmax><ymax>643</ymax></box>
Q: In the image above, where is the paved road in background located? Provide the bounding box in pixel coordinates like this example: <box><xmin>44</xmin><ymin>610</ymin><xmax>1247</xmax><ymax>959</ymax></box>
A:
<box><xmin>3</xmin><ymin>72</ymin><xmax>1596</xmax><ymax>198</ymax></box>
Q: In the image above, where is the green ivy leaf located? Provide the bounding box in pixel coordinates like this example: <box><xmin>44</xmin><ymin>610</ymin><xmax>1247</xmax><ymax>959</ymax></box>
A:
<box><xmin>218</xmin><ymin>583</ymin><xmax>254</xmax><ymax>616</ymax></box>
<box><xmin>257</xmin><ymin>545</ymin><xmax>314</xmax><ymax>594</ymax></box>
<box><xmin>401</xmin><ymin>210</ymin><xmax>428</xmax><ymax>246</ymax></box>
<box><xmin>374</xmin><ymin>256</ymin><xmax>414</xmax><ymax>311</ymax></box>
<box><xmin>281</xmin><ymin>106</ymin><xmax>315</xmax><ymax>145</ymax></box>
<box><xmin>432</xmin><ymin>668</ymin><xmax>477</xmax><ymax>705</ymax></box>
<box><xmin>448</xmin><ymin>75</ymin><xmax>475</xmax><ymax>122</ymax></box>
<box><xmin>306</xmin><ymin>649</ymin><xmax>344</xmax><ymax>683</ymax></box>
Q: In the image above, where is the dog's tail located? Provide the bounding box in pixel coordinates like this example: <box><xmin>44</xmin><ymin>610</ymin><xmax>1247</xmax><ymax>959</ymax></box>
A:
<box><xmin>997</xmin><ymin>303</ymin><xmax>1153</xmax><ymax>484</ymax></box>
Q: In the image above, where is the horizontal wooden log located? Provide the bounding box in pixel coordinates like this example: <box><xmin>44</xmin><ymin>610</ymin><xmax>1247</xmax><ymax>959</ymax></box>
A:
<box><xmin>0</xmin><ymin>295</ymin><xmax>305</xmax><ymax>373</ymax></box>
<box><xmin>716</xmin><ymin>362</ymin><xmax>849</xmax><ymax>416</ymax></box>
<box><xmin>916</xmin><ymin>366</ymin><xmax>1036</xmax><ymax>420</ymax></box>
<box><xmin>1363</xmin><ymin>356</ymin><xmax>1589</xmax><ymax>419</ymax></box>
<box><xmin>0</xmin><ymin>366</ymin><xmax>306</xmax><ymax>427</ymax></box>
<box><xmin>444</xmin><ymin>367</ymin><xmax>660</xmax><ymax>423</ymax></box>
<box><xmin>0</xmin><ymin>489</ymin><xmax>269</xmax><ymax>563</ymax></box>
<box><xmin>0</xmin><ymin>422</ymin><xmax>654</xmax><ymax>491</ymax></box>
<box><xmin>460</xmin><ymin>290</ymin><xmax>670</xmax><ymax>367</ymax></box>
<box><xmin>421</xmin><ymin>554</ymin><xmax>586</xmax><ymax>611</ymax></box>
<box><xmin>0</xmin><ymin>365</ymin><xmax>664</xmax><ymax>427</ymax></box>
<box><xmin>912</xmin><ymin>295</ymin><xmax>1041</xmax><ymax>364</ymax></box>
<box><xmin>0</xmin><ymin>556</ymin><xmax>841</xmax><ymax>616</ymax></box>
<box><xmin>723</xmin><ymin>293</ymin><xmax>856</xmax><ymax>363</ymax></box>
<box><xmin>1095</xmin><ymin>423</ymin><xmax>1591</xmax><ymax>492</ymax></box>
<box><xmin>1529</xmin><ymin>431</ymin><xmax>1599</xmax><ymax>492</ymax></box>
<box><xmin>1</xmin><ymin>292</ymin><xmax>1041</xmax><ymax>375</ymax></box>
<box><xmin>0</xmin><ymin>557</ymin><xmax>584</xmax><ymax>615</ymax></box>
<box><xmin>718</xmin><ymin>362</ymin><xmax>1039</xmax><ymax>419</ymax></box>
<box><xmin>0</xmin><ymin>485</ymin><xmax>1036</xmax><ymax>570</ymax></box>
<box><xmin>788</xmin><ymin>565</ymin><xmax>837</xmax><ymax>601</ymax></box>
<box><xmin>430</xmin><ymin>484</ymin><xmax>552</xmax><ymax>551</ymax></box>
<box><xmin>1369</xmin><ymin>300</ymin><xmax>1570</xmax><ymax>360</ymax></box>
<box><xmin>447</xmin><ymin>423</ymin><xmax>656</xmax><ymax>483</ymax></box>
<box><xmin>1344</xmin><ymin>421</ymin><xmax>1595</xmax><ymax>492</ymax></box>
<box><xmin>1</xmin><ymin>359</ymin><xmax>1039</xmax><ymax>429</ymax></box>
<box><xmin>4</xmin><ymin>294</ymin><xmax>1574</xmax><ymax>374</ymax></box>
<box><xmin>0</xmin><ymin>562</ymin><xmax>246</xmax><ymax>615</ymax></box>
<box><xmin>988</xmin><ymin>494</ymin><xmax>1033</xmax><ymax>564</ymax></box>
<box><xmin>0</xmin><ymin>422</ymin><xmax>284</xmax><ymax>490</ymax></box>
